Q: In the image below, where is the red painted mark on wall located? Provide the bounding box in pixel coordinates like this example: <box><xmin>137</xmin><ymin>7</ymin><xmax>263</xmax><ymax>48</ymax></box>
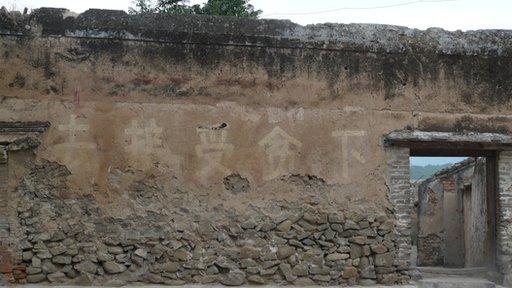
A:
<box><xmin>74</xmin><ymin>87</ymin><xmax>82</xmax><ymax>118</ymax></box>
<box><xmin>74</xmin><ymin>87</ymin><xmax>85</xmax><ymax>119</ymax></box>
<box><xmin>74</xmin><ymin>87</ymin><xmax>80</xmax><ymax>111</ymax></box>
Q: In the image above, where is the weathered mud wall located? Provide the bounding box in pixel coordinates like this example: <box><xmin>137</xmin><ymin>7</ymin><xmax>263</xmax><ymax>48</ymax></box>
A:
<box><xmin>417</xmin><ymin>178</ymin><xmax>445</xmax><ymax>266</ymax></box>
<box><xmin>1</xmin><ymin>7</ymin><xmax>512</xmax><ymax>286</ymax></box>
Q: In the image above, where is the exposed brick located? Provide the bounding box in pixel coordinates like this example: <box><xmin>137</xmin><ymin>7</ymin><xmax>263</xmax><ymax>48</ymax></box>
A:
<box><xmin>498</xmin><ymin>151</ymin><xmax>512</xmax><ymax>276</ymax></box>
<box><xmin>385</xmin><ymin>147</ymin><xmax>412</xmax><ymax>279</ymax></box>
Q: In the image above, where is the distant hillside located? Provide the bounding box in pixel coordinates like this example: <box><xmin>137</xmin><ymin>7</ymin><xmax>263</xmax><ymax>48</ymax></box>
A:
<box><xmin>410</xmin><ymin>164</ymin><xmax>451</xmax><ymax>180</ymax></box>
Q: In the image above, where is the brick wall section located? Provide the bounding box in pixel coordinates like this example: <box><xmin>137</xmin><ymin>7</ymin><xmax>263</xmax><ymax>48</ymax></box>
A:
<box><xmin>0</xmin><ymin>146</ymin><xmax>8</xmax><ymax>243</ymax></box>
<box><xmin>498</xmin><ymin>151</ymin><xmax>512</xmax><ymax>281</ymax></box>
<box><xmin>441</xmin><ymin>178</ymin><xmax>456</xmax><ymax>192</ymax></box>
<box><xmin>0</xmin><ymin>145</ymin><xmax>12</xmax><ymax>276</ymax></box>
<box><xmin>385</xmin><ymin>147</ymin><xmax>412</xmax><ymax>276</ymax></box>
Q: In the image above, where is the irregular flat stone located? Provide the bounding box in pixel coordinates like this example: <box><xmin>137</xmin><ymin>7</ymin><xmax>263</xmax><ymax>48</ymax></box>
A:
<box><xmin>32</xmin><ymin>257</ymin><xmax>41</xmax><ymax>268</ymax></box>
<box><xmin>326</xmin><ymin>253</ymin><xmax>350</xmax><ymax>261</ymax></box>
<box><xmin>97</xmin><ymin>252</ymin><xmax>114</xmax><ymax>262</ymax></box>
<box><xmin>194</xmin><ymin>275</ymin><xmax>218</xmax><ymax>284</ymax></box>
<box><xmin>162</xmin><ymin>261</ymin><xmax>180</xmax><ymax>273</ymax></box>
<box><xmin>342</xmin><ymin>266</ymin><xmax>358</xmax><ymax>279</ymax></box>
<box><xmin>374</xmin><ymin>252</ymin><xmax>393</xmax><ymax>267</ymax></box>
<box><xmin>350</xmin><ymin>235</ymin><xmax>367</xmax><ymax>245</ymax></box>
<box><xmin>239</xmin><ymin>246</ymin><xmax>260</xmax><ymax>259</ymax></box>
<box><xmin>350</xmin><ymin>244</ymin><xmax>363</xmax><ymax>259</ymax></box>
<box><xmin>277</xmin><ymin>245</ymin><xmax>295</xmax><ymax>259</ymax></box>
<box><xmin>220</xmin><ymin>271</ymin><xmax>246</xmax><ymax>286</ymax></box>
<box><xmin>276</xmin><ymin>220</ymin><xmax>293</xmax><ymax>232</ymax></box>
<box><xmin>36</xmin><ymin>251</ymin><xmax>52</xmax><ymax>259</ymax></box>
<box><xmin>323</xmin><ymin>228</ymin><xmax>336</xmax><ymax>240</ymax></box>
<box><xmin>293</xmin><ymin>277</ymin><xmax>316</xmax><ymax>286</ymax></box>
<box><xmin>247</xmin><ymin>275</ymin><xmax>266</xmax><ymax>284</ymax></box>
<box><xmin>22</xmin><ymin>251</ymin><xmax>33</xmax><ymax>261</ymax></box>
<box><xmin>370</xmin><ymin>243</ymin><xmax>388</xmax><ymax>254</ymax></box>
<box><xmin>47</xmin><ymin>271</ymin><xmax>66</xmax><ymax>282</ymax></box>
<box><xmin>49</xmin><ymin>244</ymin><xmax>67</xmax><ymax>255</ymax></box>
<box><xmin>259</xmin><ymin>221</ymin><xmax>276</xmax><ymax>232</ymax></box>
<box><xmin>360</xmin><ymin>266</ymin><xmax>377</xmax><ymax>279</ymax></box>
<box><xmin>145</xmin><ymin>273</ymin><xmax>165</xmax><ymax>284</ymax></box>
<box><xmin>74</xmin><ymin>260</ymin><xmax>98</xmax><ymax>274</ymax></box>
<box><xmin>312</xmin><ymin>274</ymin><xmax>331</xmax><ymax>282</ymax></box>
<box><xmin>26</xmin><ymin>267</ymin><xmax>42</xmax><ymax>275</ymax></box>
<box><xmin>103</xmin><ymin>261</ymin><xmax>126</xmax><ymax>274</ymax></box>
<box><xmin>344</xmin><ymin>220</ymin><xmax>360</xmax><ymax>230</ymax></box>
<box><xmin>164</xmin><ymin>279</ymin><xmax>187</xmax><ymax>285</ymax></box>
<box><xmin>134</xmin><ymin>248</ymin><xmax>148</xmax><ymax>259</ymax></box>
<box><xmin>174</xmin><ymin>248</ymin><xmax>192</xmax><ymax>261</ymax></box>
<box><xmin>328</xmin><ymin>212</ymin><xmax>344</xmax><ymax>223</ymax></box>
<box><xmin>107</xmin><ymin>246</ymin><xmax>124</xmax><ymax>254</ymax></box>
<box><xmin>279</xmin><ymin>262</ymin><xmax>296</xmax><ymax>282</ymax></box>
<box><xmin>240</xmin><ymin>258</ymin><xmax>258</xmax><ymax>268</ymax></box>
<box><xmin>42</xmin><ymin>261</ymin><xmax>57</xmax><ymax>274</ymax></box>
<box><xmin>331</xmin><ymin>223</ymin><xmax>344</xmax><ymax>232</ymax></box>
<box><xmin>52</xmin><ymin>255</ymin><xmax>72</xmax><ymax>265</ymax></box>
<box><xmin>27</xmin><ymin>274</ymin><xmax>46</xmax><ymax>283</ymax></box>
<box><xmin>292</xmin><ymin>263</ymin><xmax>309</xmax><ymax>277</ymax></box>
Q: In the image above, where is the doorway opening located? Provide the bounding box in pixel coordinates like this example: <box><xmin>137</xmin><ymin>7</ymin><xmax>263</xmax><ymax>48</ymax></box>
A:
<box><xmin>410</xmin><ymin>155</ymin><xmax>497</xmax><ymax>274</ymax></box>
<box><xmin>384</xmin><ymin>130</ymin><xmax>512</xmax><ymax>284</ymax></box>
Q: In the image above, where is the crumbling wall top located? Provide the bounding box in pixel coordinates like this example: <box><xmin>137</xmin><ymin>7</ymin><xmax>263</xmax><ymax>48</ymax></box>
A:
<box><xmin>1</xmin><ymin>7</ymin><xmax>512</xmax><ymax>56</ymax></box>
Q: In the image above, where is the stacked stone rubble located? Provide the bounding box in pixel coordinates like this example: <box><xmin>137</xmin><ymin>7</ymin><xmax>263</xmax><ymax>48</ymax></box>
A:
<box><xmin>16</xmin><ymin>206</ymin><xmax>405</xmax><ymax>285</ymax></box>
<box><xmin>3</xmin><ymin>161</ymin><xmax>409</xmax><ymax>286</ymax></box>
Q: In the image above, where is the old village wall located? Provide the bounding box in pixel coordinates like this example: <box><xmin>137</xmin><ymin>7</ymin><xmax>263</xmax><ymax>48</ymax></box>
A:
<box><xmin>1</xmin><ymin>7</ymin><xmax>512</xmax><ymax>286</ymax></box>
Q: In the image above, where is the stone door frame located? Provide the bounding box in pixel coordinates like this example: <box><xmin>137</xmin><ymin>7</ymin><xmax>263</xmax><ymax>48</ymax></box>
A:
<box><xmin>384</xmin><ymin>130</ymin><xmax>512</xmax><ymax>284</ymax></box>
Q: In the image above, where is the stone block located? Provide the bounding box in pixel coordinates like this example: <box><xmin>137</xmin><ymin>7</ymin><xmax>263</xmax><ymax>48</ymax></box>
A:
<box><xmin>74</xmin><ymin>260</ymin><xmax>98</xmax><ymax>274</ymax></box>
<box><xmin>47</xmin><ymin>271</ymin><xmax>66</xmax><ymax>282</ymax></box>
<box><xmin>326</xmin><ymin>253</ymin><xmax>350</xmax><ymax>261</ymax></box>
<box><xmin>26</xmin><ymin>274</ymin><xmax>46</xmax><ymax>283</ymax></box>
<box><xmin>220</xmin><ymin>271</ymin><xmax>246</xmax><ymax>286</ymax></box>
<box><xmin>342</xmin><ymin>266</ymin><xmax>358</xmax><ymax>279</ymax></box>
<box><xmin>374</xmin><ymin>253</ymin><xmax>393</xmax><ymax>267</ymax></box>
<box><xmin>103</xmin><ymin>261</ymin><xmax>127</xmax><ymax>274</ymax></box>
<box><xmin>277</xmin><ymin>245</ymin><xmax>295</xmax><ymax>259</ymax></box>
<box><xmin>52</xmin><ymin>255</ymin><xmax>72</xmax><ymax>265</ymax></box>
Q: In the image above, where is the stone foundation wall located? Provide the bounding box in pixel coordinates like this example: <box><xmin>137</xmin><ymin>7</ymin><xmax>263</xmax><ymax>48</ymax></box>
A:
<box><xmin>7</xmin><ymin>161</ymin><xmax>407</xmax><ymax>286</ymax></box>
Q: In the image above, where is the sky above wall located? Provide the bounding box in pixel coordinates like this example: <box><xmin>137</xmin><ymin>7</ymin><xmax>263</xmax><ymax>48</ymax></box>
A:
<box><xmin>1</xmin><ymin>0</ymin><xmax>511</xmax><ymax>31</ymax></box>
<box><xmin>410</xmin><ymin>157</ymin><xmax>467</xmax><ymax>166</ymax></box>
<box><xmin>0</xmin><ymin>0</ymin><xmax>500</xmax><ymax>167</ymax></box>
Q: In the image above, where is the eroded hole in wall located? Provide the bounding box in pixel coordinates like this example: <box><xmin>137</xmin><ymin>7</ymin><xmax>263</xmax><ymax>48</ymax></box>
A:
<box><xmin>223</xmin><ymin>173</ymin><xmax>250</xmax><ymax>195</ymax></box>
<box><xmin>198</xmin><ymin>123</ymin><xmax>228</xmax><ymax>130</ymax></box>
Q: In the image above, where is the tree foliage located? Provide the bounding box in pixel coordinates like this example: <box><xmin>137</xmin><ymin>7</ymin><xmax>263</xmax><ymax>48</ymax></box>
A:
<box><xmin>129</xmin><ymin>0</ymin><xmax>261</xmax><ymax>18</ymax></box>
